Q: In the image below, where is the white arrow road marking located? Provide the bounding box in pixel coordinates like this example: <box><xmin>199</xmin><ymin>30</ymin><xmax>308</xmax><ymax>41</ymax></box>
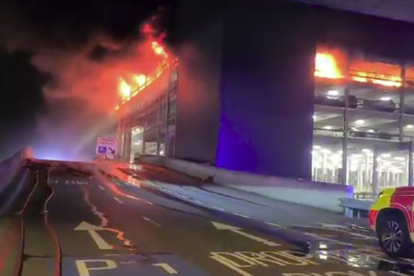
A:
<box><xmin>212</xmin><ymin>221</ymin><xmax>281</xmax><ymax>246</ymax></box>
<box><xmin>143</xmin><ymin>217</ymin><xmax>161</xmax><ymax>227</ymax></box>
<box><xmin>74</xmin><ymin>221</ymin><xmax>114</xmax><ymax>250</ymax></box>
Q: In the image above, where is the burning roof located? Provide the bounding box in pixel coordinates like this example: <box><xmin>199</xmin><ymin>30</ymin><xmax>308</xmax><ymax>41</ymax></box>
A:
<box><xmin>116</xmin><ymin>24</ymin><xmax>173</xmax><ymax>110</ymax></box>
<box><xmin>315</xmin><ymin>47</ymin><xmax>414</xmax><ymax>87</ymax></box>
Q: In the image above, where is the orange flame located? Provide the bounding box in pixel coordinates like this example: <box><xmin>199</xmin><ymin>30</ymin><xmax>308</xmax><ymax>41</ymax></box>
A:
<box><xmin>116</xmin><ymin>39</ymin><xmax>171</xmax><ymax>107</ymax></box>
<box><xmin>315</xmin><ymin>53</ymin><xmax>343</xmax><ymax>79</ymax></box>
<box><xmin>314</xmin><ymin>49</ymin><xmax>405</xmax><ymax>88</ymax></box>
<box><xmin>118</xmin><ymin>78</ymin><xmax>131</xmax><ymax>98</ymax></box>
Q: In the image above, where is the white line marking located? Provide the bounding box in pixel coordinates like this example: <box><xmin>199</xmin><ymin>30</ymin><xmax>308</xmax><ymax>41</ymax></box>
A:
<box><xmin>143</xmin><ymin>217</ymin><xmax>161</xmax><ymax>227</ymax></box>
<box><xmin>266</xmin><ymin>222</ymin><xmax>286</xmax><ymax>228</ymax></box>
<box><xmin>234</xmin><ymin>213</ymin><xmax>249</xmax><ymax>218</ymax></box>
<box><xmin>211</xmin><ymin>206</ymin><xmax>225</xmax><ymax>211</ymax></box>
<box><xmin>192</xmin><ymin>200</ymin><xmax>202</xmax><ymax>204</ymax></box>
<box><xmin>98</xmin><ymin>185</ymin><xmax>106</xmax><ymax>191</ymax></box>
<box><xmin>114</xmin><ymin>197</ymin><xmax>124</xmax><ymax>204</ymax></box>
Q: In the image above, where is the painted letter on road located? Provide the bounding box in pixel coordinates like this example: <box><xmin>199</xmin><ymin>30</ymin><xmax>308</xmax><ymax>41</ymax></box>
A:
<box><xmin>75</xmin><ymin>259</ymin><xmax>117</xmax><ymax>276</ymax></box>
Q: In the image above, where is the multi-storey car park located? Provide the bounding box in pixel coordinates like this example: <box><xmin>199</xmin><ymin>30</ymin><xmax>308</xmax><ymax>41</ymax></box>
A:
<box><xmin>313</xmin><ymin>47</ymin><xmax>414</xmax><ymax>194</ymax></box>
<box><xmin>116</xmin><ymin>0</ymin><xmax>414</xmax><ymax>196</ymax></box>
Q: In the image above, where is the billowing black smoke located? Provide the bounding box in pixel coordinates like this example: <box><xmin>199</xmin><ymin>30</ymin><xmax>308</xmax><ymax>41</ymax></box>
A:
<box><xmin>0</xmin><ymin>0</ymin><xmax>169</xmax><ymax>160</ymax></box>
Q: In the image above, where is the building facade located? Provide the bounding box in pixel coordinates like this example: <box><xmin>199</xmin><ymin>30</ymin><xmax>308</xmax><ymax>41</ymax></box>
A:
<box><xmin>117</xmin><ymin>0</ymin><xmax>414</xmax><ymax>194</ymax></box>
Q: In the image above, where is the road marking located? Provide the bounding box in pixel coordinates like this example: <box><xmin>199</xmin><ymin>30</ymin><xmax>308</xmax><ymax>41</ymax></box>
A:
<box><xmin>210</xmin><ymin>251</ymin><xmax>318</xmax><ymax>276</ymax></box>
<box><xmin>211</xmin><ymin>206</ymin><xmax>225</xmax><ymax>211</ymax></box>
<box><xmin>153</xmin><ymin>263</ymin><xmax>177</xmax><ymax>274</ymax></box>
<box><xmin>234</xmin><ymin>213</ymin><xmax>249</xmax><ymax>218</ymax></box>
<box><xmin>76</xmin><ymin>259</ymin><xmax>117</xmax><ymax>276</ymax></box>
<box><xmin>74</xmin><ymin>222</ymin><xmax>113</xmax><ymax>250</ymax></box>
<box><xmin>98</xmin><ymin>185</ymin><xmax>105</xmax><ymax>191</ymax></box>
<box><xmin>176</xmin><ymin>194</ymin><xmax>189</xmax><ymax>199</ymax></box>
<box><xmin>114</xmin><ymin>197</ymin><xmax>124</xmax><ymax>204</ymax></box>
<box><xmin>143</xmin><ymin>217</ymin><xmax>161</xmax><ymax>227</ymax></box>
<box><xmin>266</xmin><ymin>222</ymin><xmax>286</xmax><ymax>228</ymax></box>
<box><xmin>192</xmin><ymin>200</ymin><xmax>202</xmax><ymax>204</ymax></box>
<box><xmin>212</xmin><ymin>221</ymin><xmax>281</xmax><ymax>246</ymax></box>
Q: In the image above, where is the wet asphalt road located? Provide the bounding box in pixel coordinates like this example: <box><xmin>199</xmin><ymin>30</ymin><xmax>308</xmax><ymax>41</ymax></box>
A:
<box><xmin>0</xmin><ymin>162</ymin><xmax>412</xmax><ymax>276</ymax></box>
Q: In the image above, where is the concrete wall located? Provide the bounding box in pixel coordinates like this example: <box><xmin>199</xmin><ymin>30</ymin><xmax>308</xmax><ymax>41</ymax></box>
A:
<box><xmin>174</xmin><ymin>0</ymin><xmax>223</xmax><ymax>165</ymax></box>
<box><xmin>140</xmin><ymin>155</ymin><xmax>353</xmax><ymax>212</ymax></box>
<box><xmin>215</xmin><ymin>2</ymin><xmax>316</xmax><ymax>180</ymax></box>
<box><xmin>0</xmin><ymin>147</ymin><xmax>32</xmax><ymax>194</ymax></box>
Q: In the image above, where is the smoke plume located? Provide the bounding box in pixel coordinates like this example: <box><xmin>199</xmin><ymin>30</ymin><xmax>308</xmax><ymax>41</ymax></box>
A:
<box><xmin>0</xmin><ymin>1</ymin><xmax>168</xmax><ymax>160</ymax></box>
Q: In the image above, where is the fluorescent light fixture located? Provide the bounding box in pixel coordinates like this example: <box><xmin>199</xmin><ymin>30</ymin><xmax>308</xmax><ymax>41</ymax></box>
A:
<box><xmin>327</xmin><ymin>90</ymin><xmax>339</xmax><ymax>96</ymax></box>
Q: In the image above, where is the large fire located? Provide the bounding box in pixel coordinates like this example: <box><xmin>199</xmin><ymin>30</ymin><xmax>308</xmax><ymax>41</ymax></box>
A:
<box><xmin>315</xmin><ymin>48</ymin><xmax>413</xmax><ymax>88</ymax></box>
<box><xmin>115</xmin><ymin>37</ymin><xmax>171</xmax><ymax>110</ymax></box>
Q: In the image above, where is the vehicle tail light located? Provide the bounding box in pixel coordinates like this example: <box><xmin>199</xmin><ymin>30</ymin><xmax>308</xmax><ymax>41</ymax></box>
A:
<box><xmin>369</xmin><ymin>210</ymin><xmax>378</xmax><ymax>227</ymax></box>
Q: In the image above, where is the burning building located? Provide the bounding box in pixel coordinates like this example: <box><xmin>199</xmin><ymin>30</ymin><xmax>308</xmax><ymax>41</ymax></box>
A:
<box><xmin>116</xmin><ymin>38</ymin><xmax>178</xmax><ymax>161</ymax></box>
<box><xmin>116</xmin><ymin>0</ymin><xmax>414</xmax><ymax>194</ymax></box>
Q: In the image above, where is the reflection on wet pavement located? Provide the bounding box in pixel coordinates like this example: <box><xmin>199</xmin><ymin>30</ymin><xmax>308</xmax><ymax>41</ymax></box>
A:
<box><xmin>289</xmin><ymin>223</ymin><xmax>414</xmax><ymax>275</ymax></box>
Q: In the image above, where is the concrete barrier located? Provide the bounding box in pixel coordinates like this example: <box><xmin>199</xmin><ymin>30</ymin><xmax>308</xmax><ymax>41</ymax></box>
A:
<box><xmin>0</xmin><ymin>147</ymin><xmax>33</xmax><ymax>194</ymax></box>
<box><xmin>139</xmin><ymin>155</ymin><xmax>353</xmax><ymax>213</ymax></box>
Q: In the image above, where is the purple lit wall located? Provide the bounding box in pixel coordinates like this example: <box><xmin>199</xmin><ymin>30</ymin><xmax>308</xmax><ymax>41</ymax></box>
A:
<box><xmin>215</xmin><ymin>2</ymin><xmax>316</xmax><ymax>179</ymax></box>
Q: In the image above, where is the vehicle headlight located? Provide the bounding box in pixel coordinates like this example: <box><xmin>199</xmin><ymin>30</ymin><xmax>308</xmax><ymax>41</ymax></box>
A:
<box><xmin>375</xmin><ymin>191</ymin><xmax>384</xmax><ymax>201</ymax></box>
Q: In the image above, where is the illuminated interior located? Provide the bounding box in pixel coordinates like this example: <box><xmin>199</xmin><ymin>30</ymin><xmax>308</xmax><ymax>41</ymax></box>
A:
<box><xmin>312</xmin><ymin>46</ymin><xmax>414</xmax><ymax>194</ymax></box>
<box><xmin>312</xmin><ymin>144</ymin><xmax>408</xmax><ymax>192</ymax></box>
<box><xmin>130</xmin><ymin>127</ymin><xmax>143</xmax><ymax>162</ymax></box>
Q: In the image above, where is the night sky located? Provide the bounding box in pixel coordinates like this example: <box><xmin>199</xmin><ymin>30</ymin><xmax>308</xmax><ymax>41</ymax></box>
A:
<box><xmin>0</xmin><ymin>0</ymin><xmax>173</xmax><ymax>159</ymax></box>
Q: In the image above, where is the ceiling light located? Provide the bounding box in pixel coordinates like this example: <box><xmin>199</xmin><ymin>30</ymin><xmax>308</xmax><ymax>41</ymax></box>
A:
<box><xmin>406</xmin><ymin>125</ymin><xmax>414</xmax><ymax>129</ymax></box>
<box><xmin>355</xmin><ymin>120</ymin><xmax>365</xmax><ymax>125</ymax></box>
<box><xmin>313</xmin><ymin>115</ymin><xmax>317</xmax><ymax>120</ymax></box>
<box><xmin>362</xmin><ymin>149</ymin><xmax>371</xmax><ymax>153</ymax></box>
<box><xmin>380</xmin><ymin>97</ymin><xmax>391</xmax><ymax>101</ymax></box>
<box><xmin>381</xmin><ymin>153</ymin><xmax>391</xmax><ymax>158</ymax></box>
<box><xmin>327</xmin><ymin>90</ymin><xmax>339</xmax><ymax>96</ymax></box>
<box><xmin>394</xmin><ymin>157</ymin><xmax>405</xmax><ymax>161</ymax></box>
<box><xmin>313</xmin><ymin>145</ymin><xmax>320</xmax><ymax>149</ymax></box>
<box><xmin>323</xmin><ymin>126</ymin><xmax>332</xmax><ymax>130</ymax></box>
<box><xmin>330</xmin><ymin>155</ymin><xmax>341</xmax><ymax>162</ymax></box>
<box><xmin>367</xmin><ymin>129</ymin><xmax>374</xmax><ymax>133</ymax></box>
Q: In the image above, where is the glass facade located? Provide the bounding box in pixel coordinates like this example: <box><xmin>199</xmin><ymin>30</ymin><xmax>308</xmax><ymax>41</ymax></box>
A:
<box><xmin>313</xmin><ymin>46</ymin><xmax>414</xmax><ymax>196</ymax></box>
<box><xmin>117</xmin><ymin>67</ymin><xmax>178</xmax><ymax>162</ymax></box>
